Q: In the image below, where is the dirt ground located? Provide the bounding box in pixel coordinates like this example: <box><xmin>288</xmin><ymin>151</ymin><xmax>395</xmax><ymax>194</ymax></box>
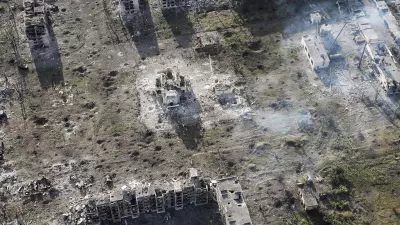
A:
<box><xmin>0</xmin><ymin>0</ymin><xmax>400</xmax><ymax>224</ymax></box>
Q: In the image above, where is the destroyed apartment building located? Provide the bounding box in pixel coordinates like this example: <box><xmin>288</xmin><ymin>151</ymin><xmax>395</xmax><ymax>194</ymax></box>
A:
<box><xmin>356</xmin><ymin>17</ymin><xmax>380</xmax><ymax>44</ymax></box>
<box><xmin>83</xmin><ymin>169</ymin><xmax>252</xmax><ymax>225</ymax></box>
<box><xmin>214</xmin><ymin>177</ymin><xmax>252</xmax><ymax>225</ymax></box>
<box><xmin>301</xmin><ymin>35</ymin><xmax>330</xmax><ymax>71</ymax></box>
<box><xmin>23</xmin><ymin>0</ymin><xmax>49</xmax><ymax>47</ymax></box>
<box><xmin>368</xmin><ymin>43</ymin><xmax>400</xmax><ymax>94</ymax></box>
<box><xmin>356</xmin><ymin>13</ymin><xmax>400</xmax><ymax>95</ymax></box>
<box><xmin>154</xmin><ymin>68</ymin><xmax>190</xmax><ymax>109</ymax></box>
<box><xmin>119</xmin><ymin>0</ymin><xmax>140</xmax><ymax>21</ymax></box>
<box><xmin>159</xmin><ymin>0</ymin><xmax>187</xmax><ymax>9</ymax></box>
<box><xmin>372</xmin><ymin>0</ymin><xmax>400</xmax><ymax>45</ymax></box>
<box><xmin>382</xmin><ymin>12</ymin><xmax>400</xmax><ymax>45</ymax></box>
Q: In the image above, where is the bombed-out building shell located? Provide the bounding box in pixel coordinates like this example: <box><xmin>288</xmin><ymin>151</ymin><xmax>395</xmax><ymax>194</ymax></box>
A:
<box><xmin>369</xmin><ymin>44</ymin><xmax>400</xmax><ymax>94</ymax></box>
<box><xmin>301</xmin><ymin>35</ymin><xmax>330</xmax><ymax>70</ymax></box>
<box><xmin>119</xmin><ymin>0</ymin><xmax>140</xmax><ymax>21</ymax></box>
<box><xmin>84</xmin><ymin>169</ymin><xmax>253</xmax><ymax>225</ymax></box>
<box><xmin>356</xmin><ymin>17</ymin><xmax>380</xmax><ymax>44</ymax></box>
<box><xmin>158</xmin><ymin>0</ymin><xmax>187</xmax><ymax>9</ymax></box>
<box><xmin>23</xmin><ymin>0</ymin><xmax>49</xmax><ymax>47</ymax></box>
<box><xmin>213</xmin><ymin>177</ymin><xmax>252</xmax><ymax>225</ymax></box>
<box><xmin>298</xmin><ymin>185</ymin><xmax>318</xmax><ymax>211</ymax></box>
<box><xmin>85</xmin><ymin>169</ymin><xmax>209</xmax><ymax>224</ymax></box>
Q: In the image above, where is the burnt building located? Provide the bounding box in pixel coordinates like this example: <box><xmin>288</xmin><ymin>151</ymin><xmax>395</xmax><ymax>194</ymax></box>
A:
<box><xmin>85</xmin><ymin>168</ymin><xmax>209</xmax><ymax>224</ymax></box>
<box><xmin>155</xmin><ymin>68</ymin><xmax>190</xmax><ymax>109</ymax></box>
<box><xmin>213</xmin><ymin>177</ymin><xmax>252</xmax><ymax>225</ymax></box>
<box><xmin>23</xmin><ymin>0</ymin><xmax>49</xmax><ymax>47</ymax></box>
<box><xmin>84</xmin><ymin>169</ymin><xmax>252</xmax><ymax>225</ymax></box>
<box><xmin>119</xmin><ymin>0</ymin><xmax>140</xmax><ymax>21</ymax></box>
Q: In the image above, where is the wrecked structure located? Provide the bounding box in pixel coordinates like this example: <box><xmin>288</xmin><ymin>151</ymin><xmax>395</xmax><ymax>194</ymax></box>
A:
<box><xmin>23</xmin><ymin>0</ymin><xmax>49</xmax><ymax>47</ymax></box>
<box><xmin>355</xmin><ymin>7</ymin><xmax>400</xmax><ymax>95</ymax></box>
<box><xmin>297</xmin><ymin>176</ymin><xmax>318</xmax><ymax>211</ymax></box>
<box><xmin>213</xmin><ymin>83</ymin><xmax>244</xmax><ymax>108</ymax></box>
<box><xmin>85</xmin><ymin>168</ymin><xmax>208</xmax><ymax>224</ymax></box>
<box><xmin>302</xmin><ymin>35</ymin><xmax>330</xmax><ymax>70</ymax></box>
<box><xmin>159</xmin><ymin>0</ymin><xmax>187</xmax><ymax>9</ymax></box>
<box><xmin>83</xmin><ymin>169</ymin><xmax>252</xmax><ymax>225</ymax></box>
<box><xmin>310</xmin><ymin>12</ymin><xmax>322</xmax><ymax>24</ymax></box>
<box><xmin>368</xmin><ymin>43</ymin><xmax>400</xmax><ymax>94</ymax></box>
<box><xmin>375</xmin><ymin>0</ymin><xmax>389</xmax><ymax>13</ymax></box>
<box><xmin>356</xmin><ymin>17</ymin><xmax>380</xmax><ymax>44</ymax></box>
<box><xmin>382</xmin><ymin>12</ymin><xmax>400</xmax><ymax>45</ymax></box>
<box><xmin>373</xmin><ymin>0</ymin><xmax>400</xmax><ymax>45</ymax></box>
<box><xmin>154</xmin><ymin>69</ymin><xmax>189</xmax><ymax>109</ymax></box>
<box><xmin>193</xmin><ymin>32</ymin><xmax>222</xmax><ymax>55</ymax></box>
<box><xmin>119</xmin><ymin>0</ymin><xmax>140</xmax><ymax>21</ymax></box>
<box><xmin>213</xmin><ymin>177</ymin><xmax>252</xmax><ymax>225</ymax></box>
<box><xmin>18</xmin><ymin>177</ymin><xmax>55</xmax><ymax>200</ymax></box>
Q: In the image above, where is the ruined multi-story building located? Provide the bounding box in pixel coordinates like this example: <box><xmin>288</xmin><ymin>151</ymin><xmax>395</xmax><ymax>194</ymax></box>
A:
<box><xmin>301</xmin><ymin>35</ymin><xmax>330</xmax><ymax>71</ymax></box>
<box><xmin>369</xmin><ymin>43</ymin><xmax>400</xmax><ymax>95</ymax></box>
<box><xmin>158</xmin><ymin>0</ymin><xmax>187</xmax><ymax>9</ymax></box>
<box><xmin>213</xmin><ymin>177</ymin><xmax>253</xmax><ymax>225</ymax></box>
<box><xmin>85</xmin><ymin>168</ymin><xmax>209</xmax><ymax>224</ymax></box>
<box><xmin>155</xmin><ymin>68</ymin><xmax>189</xmax><ymax>109</ymax></box>
<box><xmin>84</xmin><ymin>169</ymin><xmax>252</xmax><ymax>225</ymax></box>
<box><xmin>119</xmin><ymin>0</ymin><xmax>140</xmax><ymax>21</ymax></box>
<box><xmin>23</xmin><ymin>0</ymin><xmax>49</xmax><ymax>47</ymax></box>
<box><xmin>356</xmin><ymin>17</ymin><xmax>380</xmax><ymax>44</ymax></box>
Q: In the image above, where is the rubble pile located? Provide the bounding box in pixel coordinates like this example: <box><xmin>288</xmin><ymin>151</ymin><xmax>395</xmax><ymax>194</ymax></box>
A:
<box><xmin>193</xmin><ymin>31</ymin><xmax>222</xmax><ymax>55</ymax></box>
<box><xmin>18</xmin><ymin>177</ymin><xmax>55</xmax><ymax>201</ymax></box>
<box><xmin>154</xmin><ymin>68</ymin><xmax>190</xmax><ymax>109</ymax></box>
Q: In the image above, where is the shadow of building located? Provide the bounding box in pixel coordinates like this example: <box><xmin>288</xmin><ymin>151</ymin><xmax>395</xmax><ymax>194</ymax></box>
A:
<box><xmin>162</xmin><ymin>8</ymin><xmax>195</xmax><ymax>48</ymax></box>
<box><xmin>169</xmin><ymin>86</ymin><xmax>203</xmax><ymax>150</ymax></box>
<box><xmin>126</xmin><ymin>0</ymin><xmax>160</xmax><ymax>59</ymax></box>
<box><xmin>29</xmin><ymin>14</ymin><xmax>64</xmax><ymax>89</ymax></box>
<box><xmin>314</xmin><ymin>67</ymin><xmax>338</xmax><ymax>87</ymax></box>
<box><xmin>128</xmin><ymin>203</ymin><xmax>222</xmax><ymax>225</ymax></box>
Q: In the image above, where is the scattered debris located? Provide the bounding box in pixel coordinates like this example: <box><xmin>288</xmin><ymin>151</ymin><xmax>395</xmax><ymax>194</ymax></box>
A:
<box><xmin>213</xmin><ymin>83</ymin><xmax>244</xmax><ymax>108</ymax></box>
<box><xmin>193</xmin><ymin>31</ymin><xmax>222</xmax><ymax>55</ymax></box>
<box><xmin>154</xmin><ymin>68</ymin><xmax>190</xmax><ymax>109</ymax></box>
<box><xmin>18</xmin><ymin>177</ymin><xmax>56</xmax><ymax>201</ymax></box>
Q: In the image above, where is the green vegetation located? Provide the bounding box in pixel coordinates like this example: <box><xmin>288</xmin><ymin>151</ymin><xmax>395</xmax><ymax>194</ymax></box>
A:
<box><xmin>285</xmin><ymin>212</ymin><xmax>312</xmax><ymax>225</ymax></box>
<box><xmin>194</xmin><ymin>10</ymin><xmax>243</xmax><ymax>31</ymax></box>
<box><xmin>288</xmin><ymin>47</ymin><xmax>300</xmax><ymax>61</ymax></box>
<box><xmin>321</xmin><ymin>144</ymin><xmax>400</xmax><ymax>224</ymax></box>
<box><xmin>203</xmin><ymin>127</ymin><xmax>224</xmax><ymax>139</ymax></box>
<box><xmin>108</xmin><ymin>122</ymin><xmax>125</xmax><ymax>136</ymax></box>
<box><xmin>222</xmin><ymin>30</ymin><xmax>250</xmax><ymax>50</ymax></box>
